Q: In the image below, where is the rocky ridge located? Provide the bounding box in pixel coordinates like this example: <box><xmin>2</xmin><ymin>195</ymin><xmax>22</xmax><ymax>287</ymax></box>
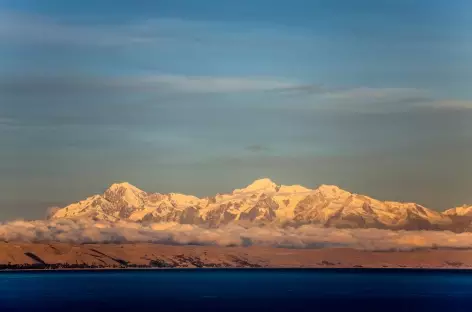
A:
<box><xmin>50</xmin><ymin>178</ymin><xmax>472</xmax><ymax>231</ymax></box>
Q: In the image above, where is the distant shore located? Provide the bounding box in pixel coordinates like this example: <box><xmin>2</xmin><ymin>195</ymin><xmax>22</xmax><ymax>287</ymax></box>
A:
<box><xmin>2</xmin><ymin>242</ymin><xmax>472</xmax><ymax>270</ymax></box>
<box><xmin>3</xmin><ymin>267</ymin><xmax>472</xmax><ymax>273</ymax></box>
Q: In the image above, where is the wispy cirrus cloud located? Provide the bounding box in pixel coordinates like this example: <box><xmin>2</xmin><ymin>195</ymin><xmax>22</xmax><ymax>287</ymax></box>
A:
<box><xmin>321</xmin><ymin>87</ymin><xmax>428</xmax><ymax>100</ymax></box>
<box><xmin>272</xmin><ymin>85</ymin><xmax>435</xmax><ymax>113</ymax></box>
<box><xmin>421</xmin><ymin>100</ymin><xmax>472</xmax><ymax>110</ymax></box>
<box><xmin>279</xmin><ymin>86</ymin><xmax>471</xmax><ymax>112</ymax></box>
<box><xmin>1</xmin><ymin>10</ymin><xmax>470</xmax><ymax>110</ymax></box>
<box><xmin>138</xmin><ymin>75</ymin><xmax>298</xmax><ymax>93</ymax></box>
<box><xmin>274</xmin><ymin>85</ymin><xmax>426</xmax><ymax>98</ymax></box>
<box><xmin>0</xmin><ymin>10</ymin><xmax>311</xmax><ymax>48</ymax></box>
<box><xmin>0</xmin><ymin>11</ymin><xmax>167</xmax><ymax>46</ymax></box>
<box><xmin>2</xmin><ymin>74</ymin><xmax>471</xmax><ymax>113</ymax></box>
<box><xmin>0</xmin><ymin>11</ymin><xmax>127</xmax><ymax>46</ymax></box>
<box><xmin>0</xmin><ymin>74</ymin><xmax>299</xmax><ymax>94</ymax></box>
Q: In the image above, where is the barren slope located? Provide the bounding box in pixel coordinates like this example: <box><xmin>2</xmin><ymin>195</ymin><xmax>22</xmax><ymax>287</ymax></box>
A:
<box><xmin>2</xmin><ymin>242</ymin><xmax>472</xmax><ymax>269</ymax></box>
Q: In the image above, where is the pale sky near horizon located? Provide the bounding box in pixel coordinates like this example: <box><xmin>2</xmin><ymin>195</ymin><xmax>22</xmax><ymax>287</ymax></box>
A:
<box><xmin>1</xmin><ymin>0</ymin><xmax>472</xmax><ymax>220</ymax></box>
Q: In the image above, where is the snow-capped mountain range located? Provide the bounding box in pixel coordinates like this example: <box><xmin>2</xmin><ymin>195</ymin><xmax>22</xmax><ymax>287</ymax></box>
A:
<box><xmin>50</xmin><ymin>178</ymin><xmax>472</xmax><ymax>231</ymax></box>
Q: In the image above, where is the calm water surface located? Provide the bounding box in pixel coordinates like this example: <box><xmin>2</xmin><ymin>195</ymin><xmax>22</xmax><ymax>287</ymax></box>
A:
<box><xmin>1</xmin><ymin>269</ymin><xmax>472</xmax><ymax>311</ymax></box>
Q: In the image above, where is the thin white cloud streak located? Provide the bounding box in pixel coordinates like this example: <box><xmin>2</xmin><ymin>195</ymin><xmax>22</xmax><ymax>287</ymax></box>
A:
<box><xmin>273</xmin><ymin>86</ymin><xmax>435</xmax><ymax>113</ymax></box>
<box><xmin>279</xmin><ymin>86</ymin><xmax>472</xmax><ymax>112</ymax></box>
<box><xmin>420</xmin><ymin>100</ymin><xmax>472</xmax><ymax>110</ymax></box>
<box><xmin>2</xmin><ymin>219</ymin><xmax>472</xmax><ymax>251</ymax></box>
<box><xmin>0</xmin><ymin>12</ymin><xmax>125</xmax><ymax>46</ymax></box>
<box><xmin>2</xmin><ymin>73</ymin><xmax>472</xmax><ymax>110</ymax></box>
<box><xmin>321</xmin><ymin>87</ymin><xmax>427</xmax><ymax>100</ymax></box>
<box><xmin>138</xmin><ymin>75</ymin><xmax>298</xmax><ymax>93</ymax></box>
<box><xmin>0</xmin><ymin>11</ymin><xmax>311</xmax><ymax>47</ymax></box>
<box><xmin>0</xmin><ymin>12</ymin><xmax>174</xmax><ymax>46</ymax></box>
<box><xmin>0</xmin><ymin>74</ymin><xmax>429</xmax><ymax>97</ymax></box>
<box><xmin>0</xmin><ymin>74</ymin><xmax>299</xmax><ymax>93</ymax></box>
<box><xmin>1</xmin><ymin>10</ymin><xmax>470</xmax><ymax>107</ymax></box>
<box><xmin>2</xmin><ymin>11</ymin><xmax>471</xmax><ymax>109</ymax></box>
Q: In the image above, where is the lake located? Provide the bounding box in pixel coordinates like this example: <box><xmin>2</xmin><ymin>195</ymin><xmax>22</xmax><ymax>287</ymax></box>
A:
<box><xmin>1</xmin><ymin>269</ymin><xmax>472</xmax><ymax>311</ymax></box>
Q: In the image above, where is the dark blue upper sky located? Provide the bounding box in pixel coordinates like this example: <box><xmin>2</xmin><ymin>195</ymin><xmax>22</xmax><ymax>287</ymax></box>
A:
<box><xmin>1</xmin><ymin>0</ymin><xmax>472</xmax><ymax>219</ymax></box>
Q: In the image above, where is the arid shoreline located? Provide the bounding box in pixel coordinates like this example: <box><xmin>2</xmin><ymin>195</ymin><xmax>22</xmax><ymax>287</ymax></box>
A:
<box><xmin>2</xmin><ymin>242</ymin><xmax>472</xmax><ymax>270</ymax></box>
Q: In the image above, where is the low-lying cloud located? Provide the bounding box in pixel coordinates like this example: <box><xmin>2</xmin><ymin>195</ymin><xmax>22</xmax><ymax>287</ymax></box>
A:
<box><xmin>2</xmin><ymin>219</ymin><xmax>472</xmax><ymax>251</ymax></box>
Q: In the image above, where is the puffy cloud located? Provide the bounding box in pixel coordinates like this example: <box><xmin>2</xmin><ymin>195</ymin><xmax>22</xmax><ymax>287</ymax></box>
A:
<box><xmin>2</xmin><ymin>219</ymin><xmax>472</xmax><ymax>251</ymax></box>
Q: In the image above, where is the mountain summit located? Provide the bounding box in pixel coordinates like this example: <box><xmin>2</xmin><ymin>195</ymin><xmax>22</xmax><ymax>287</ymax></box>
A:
<box><xmin>233</xmin><ymin>178</ymin><xmax>279</xmax><ymax>194</ymax></box>
<box><xmin>50</xmin><ymin>179</ymin><xmax>472</xmax><ymax>231</ymax></box>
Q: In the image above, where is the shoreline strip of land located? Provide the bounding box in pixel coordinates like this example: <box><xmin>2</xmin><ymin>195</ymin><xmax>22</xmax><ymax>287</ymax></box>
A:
<box><xmin>2</xmin><ymin>242</ymin><xmax>472</xmax><ymax>270</ymax></box>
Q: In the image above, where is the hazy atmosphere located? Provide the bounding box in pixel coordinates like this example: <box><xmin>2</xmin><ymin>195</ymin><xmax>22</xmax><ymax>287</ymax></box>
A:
<box><xmin>1</xmin><ymin>0</ymin><xmax>472</xmax><ymax>220</ymax></box>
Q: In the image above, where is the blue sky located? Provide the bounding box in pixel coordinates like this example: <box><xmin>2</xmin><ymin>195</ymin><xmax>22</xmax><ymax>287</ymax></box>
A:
<box><xmin>1</xmin><ymin>0</ymin><xmax>472</xmax><ymax>219</ymax></box>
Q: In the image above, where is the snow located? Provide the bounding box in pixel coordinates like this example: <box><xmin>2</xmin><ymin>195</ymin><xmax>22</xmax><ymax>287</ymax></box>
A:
<box><xmin>444</xmin><ymin>205</ymin><xmax>472</xmax><ymax>216</ymax></box>
<box><xmin>316</xmin><ymin>184</ymin><xmax>351</xmax><ymax>198</ymax></box>
<box><xmin>278</xmin><ymin>185</ymin><xmax>311</xmax><ymax>194</ymax></box>
<box><xmin>50</xmin><ymin>178</ymin><xmax>460</xmax><ymax>230</ymax></box>
<box><xmin>233</xmin><ymin>178</ymin><xmax>278</xmax><ymax>194</ymax></box>
<box><xmin>168</xmin><ymin>193</ymin><xmax>201</xmax><ymax>206</ymax></box>
<box><xmin>107</xmin><ymin>182</ymin><xmax>144</xmax><ymax>195</ymax></box>
<box><xmin>106</xmin><ymin>182</ymin><xmax>145</xmax><ymax>207</ymax></box>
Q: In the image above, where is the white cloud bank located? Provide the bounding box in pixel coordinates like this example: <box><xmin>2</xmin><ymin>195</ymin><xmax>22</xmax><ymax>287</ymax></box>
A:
<box><xmin>2</xmin><ymin>219</ymin><xmax>472</xmax><ymax>251</ymax></box>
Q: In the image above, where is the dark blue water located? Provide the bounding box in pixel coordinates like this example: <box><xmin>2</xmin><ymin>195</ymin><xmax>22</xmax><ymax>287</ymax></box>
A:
<box><xmin>1</xmin><ymin>269</ymin><xmax>472</xmax><ymax>311</ymax></box>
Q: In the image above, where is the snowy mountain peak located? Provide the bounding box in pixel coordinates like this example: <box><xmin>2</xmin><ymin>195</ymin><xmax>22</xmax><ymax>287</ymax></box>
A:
<box><xmin>106</xmin><ymin>182</ymin><xmax>144</xmax><ymax>194</ymax></box>
<box><xmin>444</xmin><ymin>205</ymin><xmax>472</xmax><ymax>217</ymax></box>
<box><xmin>104</xmin><ymin>182</ymin><xmax>146</xmax><ymax>209</ymax></box>
<box><xmin>50</xmin><ymin>179</ymin><xmax>472</xmax><ymax>232</ymax></box>
<box><xmin>278</xmin><ymin>184</ymin><xmax>312</xmax><ymax>194</ymax></box>
<box><xmin>235</xmin><ymin>178</ymin><xmax>279</xmax><ymax>193</ymax></box>
<box><xmin>316</xmin><ymin>184</ymin><xmax>350</xmax><ymax>197</ymax></box>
